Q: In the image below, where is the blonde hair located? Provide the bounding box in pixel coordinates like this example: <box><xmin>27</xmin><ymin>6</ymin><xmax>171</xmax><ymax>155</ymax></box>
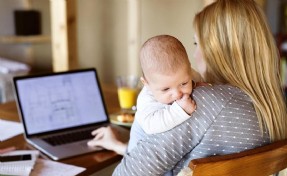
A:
<box><xmin>194</xmin><ymin>0</ymin><xmax>287</xmax><ymax>141</ymax></box>
<box><xmin>140</xmin><ymin>35</ymin><xmax>191</xmax><ymax>81</ymax></box>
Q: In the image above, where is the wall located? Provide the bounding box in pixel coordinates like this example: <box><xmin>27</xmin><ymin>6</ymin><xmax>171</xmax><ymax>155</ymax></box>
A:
<box><xmin>74</xmin><ymin>0</ymin><xmax>283</xmax><ymax>85</ymax></box>
<box><xmin>265</xmin><ymin>0</ymin><xmax>280</xmax><ymax>34</ymax></box>
<box><xmin>0</xmin><ymin>0</ymin><xmax>278</xmax><ymax>85</ymax></box>
<box><xmin>77</xmin><ymin>0</ymin><xmax>129</xmax><ymax>84</ymax></box>
<box><xmin>30</xmin><ymin>0</ymin><xmax>52</xmax><ymax>72</ymax></box>
<box><xmin>0</xmin><ymin>0</ymin><xmax>203</xmax><ymax>84</ymax></box>
<box><xmin>0</xmin><ymin>0</ymin><xmax>52</xmax><ymax>72</ymax></box>
<box><xmin>77</xmin><ymin>0</ymin><xmax>203</xmax><ymax>84</ymax></box>
<box><xmin>141</xmin><ymin>0</ymin><xmax>203</xmax><ymax>68</ymax></box>
<box><xmin>0</xmin><ymin>0</ymin><xmax>27</xmax><ymax>63</ymax></box>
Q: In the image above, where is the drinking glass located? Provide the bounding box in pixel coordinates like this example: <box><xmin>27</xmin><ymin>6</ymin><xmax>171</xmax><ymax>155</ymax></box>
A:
<box><xmin>116</xmin><ymin>75</ymin><xmax>140</xmax><ymax>112</ymax></box>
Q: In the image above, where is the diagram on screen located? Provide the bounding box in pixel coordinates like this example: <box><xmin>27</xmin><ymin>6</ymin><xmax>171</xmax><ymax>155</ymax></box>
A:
<box><xmin>48</xmin><ymin>77</ymin><xmax>77</xmax><ymax>125</ymax></box>
<box><xmin>25</xmin><ymin>76</ymin><xmax>80</xmax><ymax>129</ymax></box>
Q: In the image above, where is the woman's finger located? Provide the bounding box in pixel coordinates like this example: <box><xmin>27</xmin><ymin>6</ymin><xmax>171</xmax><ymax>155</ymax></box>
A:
<box><xmin>93</xmin><ymin>131</ymin><xmax>105</xmax><ymax>140</ymax></box>
<box><xmin>87</xmin><ymin>140</ymin><xmax>102</xmax><ymax>147</ymax></box>
<box><xmin>91</xmin><ymin>127</ymin><xmax>107</xmax><ymax>135</ymax></box>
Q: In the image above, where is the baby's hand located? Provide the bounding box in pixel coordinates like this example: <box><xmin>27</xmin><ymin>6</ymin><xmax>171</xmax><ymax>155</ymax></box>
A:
<box><xmin>176</xmin><ymin>94</ymin><xmax>196</xmax><ymax>115</ymax></box>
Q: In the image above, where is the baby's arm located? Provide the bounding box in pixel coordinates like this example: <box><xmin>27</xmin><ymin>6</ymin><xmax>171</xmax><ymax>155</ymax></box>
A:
<box><xmin>136</xmin><ymin>87</ymin><xmax>193</xmax><ymax>134</ymax></box>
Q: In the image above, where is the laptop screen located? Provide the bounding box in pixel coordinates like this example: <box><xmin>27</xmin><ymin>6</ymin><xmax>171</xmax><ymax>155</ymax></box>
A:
<box><xmin>14</xmin><ymin>69</ymin><xmax>108</xmax><ymax>135</ymax></box>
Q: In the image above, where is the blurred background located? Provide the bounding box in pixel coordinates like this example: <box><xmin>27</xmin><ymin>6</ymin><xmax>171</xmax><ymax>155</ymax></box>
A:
<box><xmin>0</xmin><ymin>0</ymin><xmax>286</xmax><ymax>103</ymax></box>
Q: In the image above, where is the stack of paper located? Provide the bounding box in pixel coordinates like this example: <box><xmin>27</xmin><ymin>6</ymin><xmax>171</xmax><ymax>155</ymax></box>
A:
<box><xmin>0</xmin><ymin>57</ymin><xmax>30</xmax><ymax>74</ymax></box>
<box><xmin>0</xmin><ymin>150</ymin><xmax>86</xmax><ymax>176</ymax></box>
<box><xmin>0</xmin><ymin>57</ymin><xmax>30</xmax><ymax>103</ymax></box>
<box><xmin>30</xmin><ymin>159</ymin><xmax>86</xmax><ymax>176</ymax></box>
<box><xmin>0</xmin><ymin>119</ymin><xmax>24</xmax><ymax>141</ymax></box>
<box><xmin>0</xmin><ymin>150</ymin><xmax>39</xmax><ymax>176</ymax></box>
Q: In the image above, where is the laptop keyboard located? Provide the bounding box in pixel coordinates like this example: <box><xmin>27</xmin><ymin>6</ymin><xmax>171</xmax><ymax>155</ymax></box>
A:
<box><xmin>43</xmin><ymin>128</ymin><xmax>94</xmax><ymax>146</ymax></box>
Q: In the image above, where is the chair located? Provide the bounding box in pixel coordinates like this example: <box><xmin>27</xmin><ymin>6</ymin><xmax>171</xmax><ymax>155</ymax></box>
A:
<box><xmin>189</xmin><ymin>139</ymin><xmax>287</xmax><ymax>176</ymax></box>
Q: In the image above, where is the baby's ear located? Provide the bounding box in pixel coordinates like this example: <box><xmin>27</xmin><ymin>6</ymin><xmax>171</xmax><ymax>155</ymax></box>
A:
<box><xmin>140</xmin><ymin>76</ymin><xmax>148</xmax><ymax>86</ymax></box>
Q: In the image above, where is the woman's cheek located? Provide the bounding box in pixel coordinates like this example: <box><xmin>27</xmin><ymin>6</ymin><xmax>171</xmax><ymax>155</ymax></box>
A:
<box><xmin>194</xmin><ymin>49</ymin><xmax>206</xmax><ymax>76</ymax></box>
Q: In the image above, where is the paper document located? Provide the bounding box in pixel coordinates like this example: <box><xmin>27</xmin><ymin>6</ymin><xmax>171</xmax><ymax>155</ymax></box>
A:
<box><xmin>0</xmin><ymin>119</ymin><xmax>24</xmax><ymax>141</ymax></box>
<box><xmin>0</xmin><ymin>150</ymin><xmax>39</xmax><ymax>176</ymax></box>
<box><xmin>0</xmin><ymin>57</ymin><xmax>30</xmax><ymax>74</ymax></box>
<box><xmin>30</xmin><ymin>159</ymin><xmax>86</xmax><ymax>176</ymax></box>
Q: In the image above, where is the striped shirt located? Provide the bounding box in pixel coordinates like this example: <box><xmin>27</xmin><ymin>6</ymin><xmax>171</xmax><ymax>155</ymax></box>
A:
<box><xmin>113</xmin><ymin>85</ymin><xmax>270</xmax><ymax>176</ymax></box>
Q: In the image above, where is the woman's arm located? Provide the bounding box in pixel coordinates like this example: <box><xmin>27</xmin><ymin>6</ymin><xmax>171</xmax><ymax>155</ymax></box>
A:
<box><xmin>114</xmin><ymin>120</ymin><xmax>205</xmax><ymax>176</ymax></box>
<box><xmin>113</xmin><ymin>86</ymin><xmax>233</xmax><ymax>175</ymax></box>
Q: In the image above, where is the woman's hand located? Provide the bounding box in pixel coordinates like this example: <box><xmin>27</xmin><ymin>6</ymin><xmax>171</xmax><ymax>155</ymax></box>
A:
<box><xmin>87</xmin><ymin>126</ymin><xmax>127</xmax><ymax>155</ymax></box>
<box><xmin>0</xmin><ymin>146</ymin><xmax>16</xmax><ymax>154</ymax></box>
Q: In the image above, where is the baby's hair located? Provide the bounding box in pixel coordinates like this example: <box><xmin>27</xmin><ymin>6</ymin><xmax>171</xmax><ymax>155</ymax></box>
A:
<box><xmin>140</xmin><ymin>35</ymin><xmax>191</xmax><ymax>81</ymax></box>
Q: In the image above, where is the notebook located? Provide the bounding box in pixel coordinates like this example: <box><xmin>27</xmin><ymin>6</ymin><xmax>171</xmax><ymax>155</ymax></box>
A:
<box><xmin>13</xmin><ymin>68</ymin><xmax>110</xmax><ymax>160</ymax></box>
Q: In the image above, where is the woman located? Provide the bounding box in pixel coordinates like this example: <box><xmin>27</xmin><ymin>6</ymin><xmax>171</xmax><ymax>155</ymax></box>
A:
<box><xmin>90</xmin><ymin>0</ymin><xmax>286</xmax><ymax>175</ymax></box>
<box><xmin>193</xmin><ymin>0</ymin><xmax>286</xmax><ymax>142</ymax></box>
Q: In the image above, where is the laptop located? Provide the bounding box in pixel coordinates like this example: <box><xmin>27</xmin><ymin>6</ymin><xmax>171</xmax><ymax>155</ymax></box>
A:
<box><xmin>13</xmin><ymin>68</ymin><xmax>110</xmax><ymax>160</ymax></box>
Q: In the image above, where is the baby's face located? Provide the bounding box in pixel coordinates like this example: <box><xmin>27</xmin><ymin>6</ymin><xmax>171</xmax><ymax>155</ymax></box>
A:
<box><xmin>144</xmin><ymin>68</ymin><xmax>193</xmax><ymax>104</ymax></box>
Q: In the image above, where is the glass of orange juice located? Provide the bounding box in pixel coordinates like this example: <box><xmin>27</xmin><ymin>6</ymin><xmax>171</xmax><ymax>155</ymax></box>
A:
<box><xmin>116</xmin><ymin>75</ymin><xmax>140</xmax><ymax>111</ymax></box>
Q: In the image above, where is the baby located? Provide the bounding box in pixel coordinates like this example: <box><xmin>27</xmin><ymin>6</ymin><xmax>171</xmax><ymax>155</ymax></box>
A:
<box><xmin>136</xmin><ymin>34</ymin><xmax>198</xmax><ymax>134</ymax></box>
<box><xmin>87</xmin><ymin>35</ymin><xmax>201</xmax><ymax>158</ymax></box>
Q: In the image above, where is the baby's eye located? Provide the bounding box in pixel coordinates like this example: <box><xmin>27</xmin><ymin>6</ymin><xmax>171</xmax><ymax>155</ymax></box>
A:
<box><xmin>193</xmin><ymin>42</ymin><xmax>197</xmax><ymax>46</ymax></box>
<box><xmin>181</xmin><ymin>82</ymin><xmax>188</xmax><ymax>86</ymax></box>
<box><xmin>162</xmin><ymin>88</ymin><xmax>169</xmax><ymax>92</ymax></box>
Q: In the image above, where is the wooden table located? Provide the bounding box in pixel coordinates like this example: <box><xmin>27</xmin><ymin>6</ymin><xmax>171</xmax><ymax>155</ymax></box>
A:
<box><xmin>0</xmin><ymin>84</ymin><xmax>127</xmax><ymax>176</ymax></box>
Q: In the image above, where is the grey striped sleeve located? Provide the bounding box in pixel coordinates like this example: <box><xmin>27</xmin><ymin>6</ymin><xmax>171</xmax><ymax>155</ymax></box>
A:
<box><xmin>172</xmin><ymin>87</ymin><xmax>270</xmax><ymax>174</ymax></box>
<box><xmin>112</xmin><ymin>85</ymin><xmax>262</xmax><ymax>176</ymax></box>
